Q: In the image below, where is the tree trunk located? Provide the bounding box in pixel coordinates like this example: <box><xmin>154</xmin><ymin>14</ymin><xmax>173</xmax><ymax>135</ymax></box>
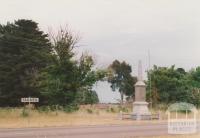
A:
<box><xmin>120</xmin><ymin>92</ymin><xmax>124</xmax><ymax>106</ymax></box>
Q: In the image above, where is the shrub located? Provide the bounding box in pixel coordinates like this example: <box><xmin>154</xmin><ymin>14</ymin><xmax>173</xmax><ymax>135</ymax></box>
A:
<box><xmin>118</xmin><ymin>106</ymin><xmax>129</xmax><ymax>113</ymax></box>
<box><xmin>37</xmin><ymin>106</ymin><xmax>50</xmax><ymax>113</ymax></box>
<box><xmin>63</xmin><ymin>104</ymin><xmax>79</xmax><ymax>113</ymax></box>
<box><xmin>121</xmin><ymin>107</ymin><xmax>129</xmax><ymax>113</ymax></box>
<box><xmin>21</xmin><ymin>108</ymin><xmax>29</xmax><ymax>117</ymax></box>
<box><xmin>86</xmin><ymin>109</ymin><xmax>93</xmax><ymax>114</ymax></box>
<box><xmin>110</xmin><ymin>107</ymin><xmax>115</xmax><ymax>113</ymax></box>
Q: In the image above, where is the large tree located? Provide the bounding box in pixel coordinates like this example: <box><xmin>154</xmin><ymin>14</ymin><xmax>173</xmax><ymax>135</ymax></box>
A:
<box><xmin>39</xmin><ymin>29</ymin><xmax>105</xmax><ymax>106</ymax></box>
<box><xmin>147</xmin><ymin>65</ymin><xmax>200</xmax><ymax>107</ymax></box>
<box><xmin>108</xmin><ymin>60</ymin><xmax>136</xmax><ymax>104</ymax></box>
<box><xmin>0</xmin><ymin>19</ymin><xmax>52</xmax><ymax>106</ymax></box>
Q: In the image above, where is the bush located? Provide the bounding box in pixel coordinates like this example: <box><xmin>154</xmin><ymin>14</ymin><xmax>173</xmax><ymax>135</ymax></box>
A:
<box><xmin>86</xmin><ymin>109</ymin><xmax>93</xmax><ymax>114</ymax></box>
<box><xmin>118</xmin><ymin>106</ymin><xmax>129</xmax><ymax>113</ymax></box>
<box><xmin>21</xmin><ymin>108</ymin><xmax>29</xmax><ymax>117</ymax></box>
<box><xmin>106</xmin><ymin>108</ymin><xmax>110</xmax><ymax>113</ymax></box>
<box><xmin>121</xmin><ymin>107</ymin><xmax>129</xmax><ymax>113</ymax></box>
<box><xmin>63</xmin><ymin>104</ymin><xmax>79</xmax><ymax>113</ymax></box>
<box><xmin>106</xmin><ymin>107</ymin><xmax>116</xmax><ymax>113</ymax></box>
<box><xmin>37</xmin><ymin>106</ymin><xmax>50</xmax><ymax>113</ymax></box>
<box><xmin>49</xmin><ymin>105</ymin><xmax>63</xmax><ymax>111</ymax></box>
<box><xmin>36</xmin><ymin>104</ymin><xmax>79</xmax><ymax>113</ymax></box>
<box><xmin>110</xmin><ymin>107</ymin><xmax>115</xmax><ymax>113</ymax></box>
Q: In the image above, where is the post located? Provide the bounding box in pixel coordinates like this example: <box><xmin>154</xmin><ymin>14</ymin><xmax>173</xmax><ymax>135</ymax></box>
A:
<box><xmin>186</xmin><ymin>110</ymin><xmax>188</xmax><ymax>119</ymax></box>
<box><xmin>28</xmin><ymin>97</ymin><xmax>30</xmax><ymax>108</ymax></box>
<box><xmin>28</xmin><ymin>97</ymin><xmax>30</xmax><ymax>127</ymax></box>
<box><xmin>21</xmin><ymin>97</ymin><xmax>39</xmax><ymax>127</ymax></box>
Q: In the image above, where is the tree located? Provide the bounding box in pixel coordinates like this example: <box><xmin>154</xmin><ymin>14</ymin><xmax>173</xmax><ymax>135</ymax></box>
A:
<box><xmin>39</xmin><ymin>28</ymin><xmax>105</xmax><ymax>106</ymax></box>
<box><xmin>0</xmin><ymin>19</ymin><xmax>52</xmax><ymax>106</ymax></box>
<box><xmin>75</xmin><ymin>53</ymin><xmax>105</xmax><ymax>105</ymax></box>
<box><xmin>147</xmin><ymin>65</ymin><xmax>195</xmax><ymax>106</ymax></box>
<box><xmin>76</xmin><ymin>88</ymin><xmax>99</xmax><ymax>105</ymax></box>
<box><xmin>108</xmin><ymin>60</ymin><xmax>136</xmax><ymax>104</ymax></box>
<box><xmin>187</xmin><ymin>67</ymin><xmax>200</xmax><ymax>107</ymax></box>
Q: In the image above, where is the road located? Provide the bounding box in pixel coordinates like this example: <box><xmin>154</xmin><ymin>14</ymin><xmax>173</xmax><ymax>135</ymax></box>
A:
<box><xmin>0</xmin><ymin>123</ymin><xmax>168</xmax><ymax>138</ymax></box>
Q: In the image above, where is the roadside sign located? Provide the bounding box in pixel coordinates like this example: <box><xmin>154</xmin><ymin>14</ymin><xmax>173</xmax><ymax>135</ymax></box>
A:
<box><xmin>21</xmin><ymin>97</ymin><xmax>39</xmax><ymax>103</ymax></box>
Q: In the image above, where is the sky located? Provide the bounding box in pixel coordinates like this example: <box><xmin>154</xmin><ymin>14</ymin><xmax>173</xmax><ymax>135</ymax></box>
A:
<box><xmin>1</xmin><ymin>0</ymin><xmax>200</xmax><ymax>103</ymax></box>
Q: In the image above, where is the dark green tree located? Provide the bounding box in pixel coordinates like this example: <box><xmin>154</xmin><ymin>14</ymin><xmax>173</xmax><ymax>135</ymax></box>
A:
<box><xmin>187</xmin><ymin>67</ymin><xmax>200</xmax><ymax>106</ymax></box>
<box><xmin>108</xmin><ymin>60</ymin><xmax>136</xmax><ymax>104</ymax></box>
<box><xmin>147</xmin><ymin>65</ymin><xmax>195</xmax><ymax>106</ymax></box>
<box><xmin>0</xmin><ymin>19</ymin><xmax>52</xmax><ymax>106</ymax></box>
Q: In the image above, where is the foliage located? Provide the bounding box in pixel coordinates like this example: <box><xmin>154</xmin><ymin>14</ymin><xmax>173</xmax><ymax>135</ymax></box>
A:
<box><xmin>3</xmin><ymin>19</ymin><xmax>200</xmax><ymax>109</ymax></box>
<box><xmin>0</xmin><ymin>19</ymin><xmax>52</xmax><ymax>106</ymax></box>
<box><xmin>21</xmin><ymin>108</ymin><xmax>29</xmax><ymax>117</ymax></box>
<box><xmin>38</xmin><ymin>28</ymin><xmax>80</xmax><ymax>106</ymax></box>
<box><xmin>38</xmin><ymin>28</ymin><xmax>106</xmax><ymax>109</ymax></box>
<box><xmin>76</xmin><ymin>88</ymin><xmax>99</xmax><ymax>105</ymax></box>
<box><xmin>0</xmin><ymin>19</ymin><xmax>105</xmax><ymax>109</ymax></box>
<box><xmin>147</xmin><ymin>65</ymin><xmax>200</xmax><ymax>107</ymax></box>
<box><xmin>86</xmin><ymin>108</ymin><xmax>93</xmax><ymax>114</ymax></box>
<box><xmin>63</xmin><ymin>103</ymin><xmax>79</xmax><ymax>113</ymax></box>
<box><xmin>107</xmin><ymin>60</ymin><xmax>136</xmax><ymax>104</ymax></box>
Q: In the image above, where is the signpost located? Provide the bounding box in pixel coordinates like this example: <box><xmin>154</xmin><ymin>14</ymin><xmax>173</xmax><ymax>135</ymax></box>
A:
<box><xmin>21</xmin><ymin>97</ymin><xmax>39</xmax><ymax>107</ymax></box>
<box><xmin>21</xmin><ymin>97</ymin><xmax>39</xmax><ymax>127</ymax></box>
<box><xmin>21</xmin><ymin>97</ymin><xmax>39</xmax><ymax>103</ymax></box>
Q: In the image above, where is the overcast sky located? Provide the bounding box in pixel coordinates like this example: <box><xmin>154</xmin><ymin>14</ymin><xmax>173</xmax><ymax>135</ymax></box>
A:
<box><xmin>1</xmin><ymin>0</ymin><xmax>200</xmax><ymax>102</ymax></box>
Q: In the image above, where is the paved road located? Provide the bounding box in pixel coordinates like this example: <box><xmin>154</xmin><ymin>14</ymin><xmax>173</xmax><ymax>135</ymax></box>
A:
<box><xmin>0</xmin><ymin>123</ymin><xmax>168</xmax><ymax>138</ymax></box>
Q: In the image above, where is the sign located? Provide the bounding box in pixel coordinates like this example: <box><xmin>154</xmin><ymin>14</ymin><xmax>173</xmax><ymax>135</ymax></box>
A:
<box><xmin>21</xmin><ymin>97</ymin><xmax>39</xmax><ymax>103</ymax></box>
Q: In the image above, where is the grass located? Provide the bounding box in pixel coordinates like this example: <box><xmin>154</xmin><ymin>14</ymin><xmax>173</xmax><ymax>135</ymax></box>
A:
<box><xmin>0</xmin><ymin>105</ymin><xmax>198</xmax><ymax>129</ymax></box>
<box><xmin>0</xmin><ymin>106</ymin><xmax>167</xmax><ymax>128</ymax></box>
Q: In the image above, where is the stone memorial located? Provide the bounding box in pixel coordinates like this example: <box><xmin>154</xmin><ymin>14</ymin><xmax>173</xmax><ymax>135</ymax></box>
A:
<box><xmin>132</xmin><ymin>60</ymin><xmax>151</xmax><ymax>120</ymax></box>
